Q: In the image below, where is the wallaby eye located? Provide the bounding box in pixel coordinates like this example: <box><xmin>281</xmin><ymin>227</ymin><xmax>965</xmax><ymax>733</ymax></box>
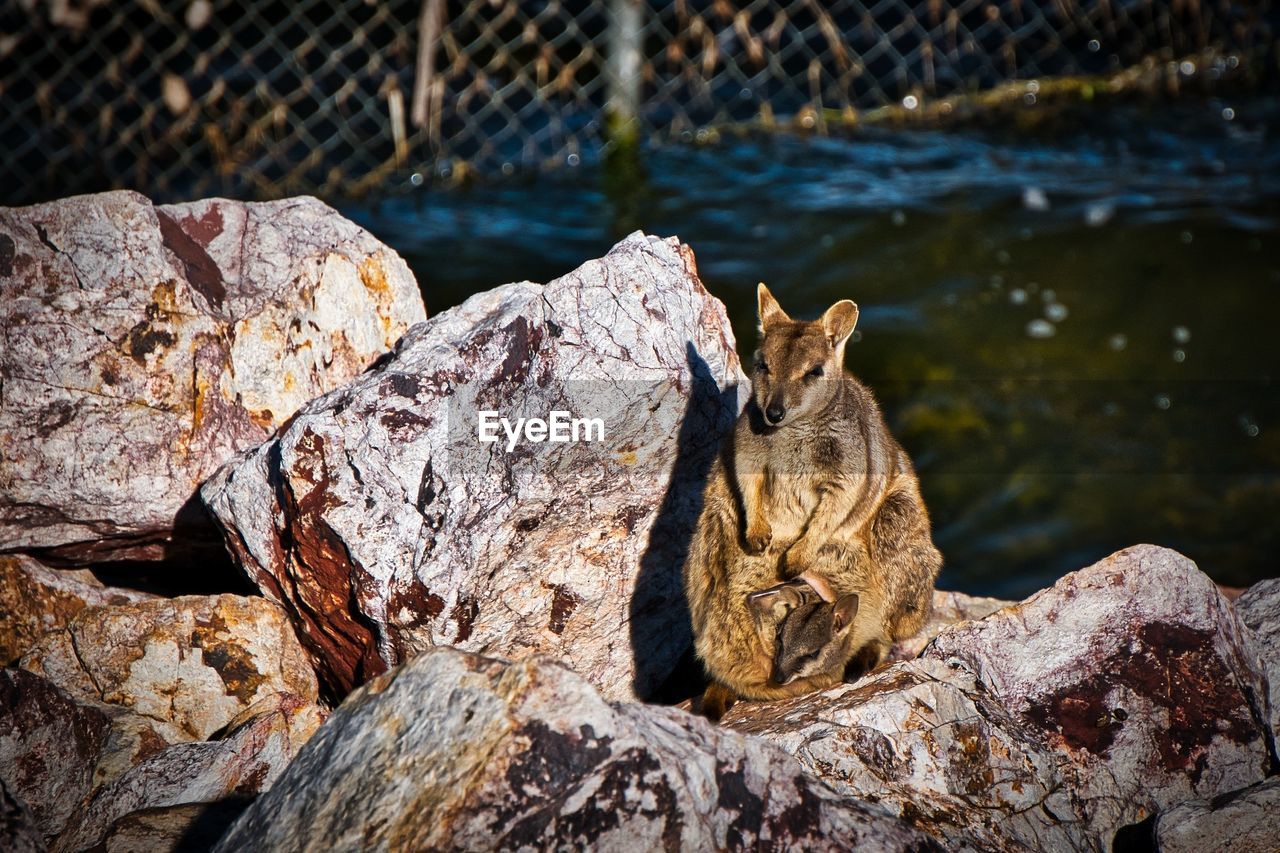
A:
<box><xmin>806</xmin><ymin>365</ymin><xmax>824</xmax><ymax>379</ymax></box>
<box><xmin>756</xmin><ymin>360</ymin><xmax>769</xmax><ymax>374</ymax></box>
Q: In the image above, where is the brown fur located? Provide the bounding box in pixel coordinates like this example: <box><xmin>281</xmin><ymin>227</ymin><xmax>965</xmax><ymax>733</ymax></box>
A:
<box><xmin>684</xmin><ymin>284</ymin><xmax>942</xmax><ymax>708</ymax></box>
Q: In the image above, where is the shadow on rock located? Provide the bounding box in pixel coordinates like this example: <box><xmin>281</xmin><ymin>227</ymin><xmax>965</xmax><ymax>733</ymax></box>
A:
<box><xmin>631</xmin><ymin>341</ymin><xmax>741</xmax><ymax>703</ymax></box>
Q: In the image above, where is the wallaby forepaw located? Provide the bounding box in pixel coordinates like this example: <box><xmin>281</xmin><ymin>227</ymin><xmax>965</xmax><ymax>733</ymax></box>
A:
<box><xmin>744</xmin><ymin>526</ymin><xmax>772</xmax><ymax>554</ymax></box>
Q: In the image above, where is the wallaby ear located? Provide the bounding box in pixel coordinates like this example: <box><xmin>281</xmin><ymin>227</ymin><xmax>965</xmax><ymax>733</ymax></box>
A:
<box><xmin>832</xmin><ymin>593</ymin><xmax>860</xmax><ymax>632</ymax></box>
<box><xmin>757</xmin><ymin>283</ymin><xmax>791</xmax><ymax>333</ymax></box>
<box><xmin>821</xmin><ymin>300</ymin><xmax>859</xmax><ymax>348</ymax></box>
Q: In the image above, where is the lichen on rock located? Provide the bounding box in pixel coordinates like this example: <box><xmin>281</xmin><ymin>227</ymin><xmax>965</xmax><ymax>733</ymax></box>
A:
<box><xmin>0</xmin><ymin>554</ymin><xmax>154</xmax><ymax>666</ymax></box>
<box><xmin>19</xmin><ymin>593</ymin><xmax>319</xmax><ymax>744</ymax></box>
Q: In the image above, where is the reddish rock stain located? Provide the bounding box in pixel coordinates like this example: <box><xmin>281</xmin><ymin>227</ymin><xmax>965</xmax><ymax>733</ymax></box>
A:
<box><xmin>450</xmin><ymin>598</ymin><xmax>480</xmax><ymax>643</ymax></box>
<box><xmin>1023</xmin><ymin>621</ymin><xmax>1261</xmax><ymax>782</ymax></box>
<box><xmin>546</xmin><ymin>584</ymin><xmax>581</xmax><ymax>635</ymax></box>
<box><xmin>157</xmin><ymin>210</ymin><xmax>227</xmax><ymax>312</ymax></box>
<box><xmin>178</xmin><ymin>204</ymin><xmax>225</xmax><ymax>248</ymax></box>
<box><xmin>272</xmin><ymin>431</ymin><xmax>385</xmax><ymax>698</ymax></box>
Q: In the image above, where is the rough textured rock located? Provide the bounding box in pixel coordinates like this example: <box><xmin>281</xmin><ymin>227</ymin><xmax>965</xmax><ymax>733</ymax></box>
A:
<box><xmin>724</xmin><ymin>545</ymin><xmax>1275</xmax><ymax>851</ymax></box>
<box><xmin>886</xmin><ymin>588</ymin><xmax>1011</xmax><ymax>663</ymax></box>
<box><xmin>0</xmin><ymin>190</ymin><xmax>425</xmax><ymax>564</ymax></box>
<box><xmin>1235</xmin><ymin>577</ymin><xmax>1280</xmax><ymax>740</ymax></box>
<box><xmin>214</xmin><ymin>647</ymin><xmax>938</xmax><ymax>852</ymax></box>
<box><xmin>1</xmin><ymin>778</ymin><xmax>46</xmax><ymax>853</ymax></box>
<box><xmin>97</xmin><ymin>802</ymin><xmax>250</xmax><ymax>853</ymax></box>
<box><xmin>0</xmin><ymin>554</ymin><xmax>154</xmax><ymax>665</ymax></box>
<box><xmin>0</xmin><ymin>667</ymin><xmax>323</xmax><ymax>851</ymax></box>
<box><xmin>1154</xmin><ymin>776</ymin><xmax>1280</xmax><ymax>853</ymax></box>
<box><xmin>727</xmin><ymin>658</ymin><xmax>1072</xmax><ymax>851</ymax></box>
<box><xmin>928</xmin><ymin>545</ymin><xmax>1274</xmax><ymax>838</ymax></box>
<box><xmin>0</xmin><ymin>668</ymin><xmax>167</xmax><ymax>842</ymax></box>
<box><xmin>202</xmin><ymin>232</ymin><xmax>746</xmax><ymax>700</ymax></box>
<box><xmin>19</xmin><ymin>594</ymin><xmax>319</xmax><ymax>743</ymax></box>
<box><xmin>55</xmin><ymin>693</ymin><xmax>324</xmax><ymax>853</ymax></box>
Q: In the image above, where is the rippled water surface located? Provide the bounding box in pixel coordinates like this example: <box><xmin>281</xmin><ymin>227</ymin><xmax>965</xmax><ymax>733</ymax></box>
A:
<box><xmin>343</xmin><ymin>98</ymin><xmax>1280</xmax><ymax>598</ymax></box>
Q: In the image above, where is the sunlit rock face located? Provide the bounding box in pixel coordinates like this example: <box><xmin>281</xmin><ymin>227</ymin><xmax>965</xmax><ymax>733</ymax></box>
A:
<box><xmin>885</xmin><ymin>588</ymin><xmax>1012</xmax><ymax>663</ymax></box>
<box><xmin>53</xmin><ymin>693</ymin><xmax>324</xmax><ymax>853</ymax></box>
<box><xmin>723</xmin><ymin>545</ymin><xmax>1275</xmax><ymax>851</ymax></box>
<box><xmin>0</xmin><ymin>190</ymin><xmax>424</xmax><ymax>564</ymax></box>
<box><xmin>202</xmin><ymin>232</ymin><xmax>747</xmax><ymax>701</ymax></box>
<box><xmin>213</xmin><ymin>647</ymin><xmax>941</xmax><ymax>852</ymax></box>
<box><xmin>0</xmin><ymin>554</ymin><xmax>154</xmax><ymax>665</ymax></box>
<box><xmin>19</xmin><ymin>593</ymin><xmax>319</xmax><ymax>744</ymax></box>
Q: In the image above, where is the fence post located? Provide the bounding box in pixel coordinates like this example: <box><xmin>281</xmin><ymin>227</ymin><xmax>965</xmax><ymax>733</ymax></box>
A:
<box><xmin>605</xmin><ymin>0</ymin><xmax>643</xmax><ymax>151</ymax></box>
<box><xmin>412</xmin><ymin>0</ymin><xmax>445</xmax><ymax>130</ymax></box>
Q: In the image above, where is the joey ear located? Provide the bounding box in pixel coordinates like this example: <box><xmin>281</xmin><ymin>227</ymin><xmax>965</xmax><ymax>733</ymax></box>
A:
<box><xmin>747</xmin><ymin>586</ymin><xmax>780</xmax><ymax>619</ymax></box>
<box><xmin>821</xmin><ymin>300</ymin><xmax>859</xmax><ymax>348</ymax></box>
<box><xmin>757</xmin><ymin>283</ymin><xmax>791</xmax><ymax>333</ymax></box>
<box><xmin>832</xmin><ymin>593</ymin><xmax>860</xmax><ymax>632</ymax></box>
<box><xmin>748</xmin><ymin>582</ymin><xmax>806</xmax><ymax>619</ymax></box>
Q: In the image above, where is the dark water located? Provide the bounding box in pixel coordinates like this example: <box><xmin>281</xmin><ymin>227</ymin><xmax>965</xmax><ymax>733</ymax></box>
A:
<box><xmin>343</xmin><ymin>97</ymin><xmax>1280</xmax><ymax>599</ymax></box>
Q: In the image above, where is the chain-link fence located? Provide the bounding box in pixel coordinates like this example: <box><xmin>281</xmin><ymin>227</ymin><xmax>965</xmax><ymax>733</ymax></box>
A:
<box><xmin>2</xmin><ymin>0</ymin><xmax>1276</xmax><ymax>205</ymax></box>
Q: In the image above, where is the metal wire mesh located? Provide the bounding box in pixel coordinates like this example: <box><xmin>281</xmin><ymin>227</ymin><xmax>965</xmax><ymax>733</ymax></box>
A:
<box><xmin>0</xmin><ymin>0</ymin><xmax>1274</xmax><ymax>205</ymax></box>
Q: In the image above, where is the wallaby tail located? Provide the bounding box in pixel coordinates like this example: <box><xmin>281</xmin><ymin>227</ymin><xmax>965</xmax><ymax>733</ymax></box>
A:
<box><xmin>697</xmin><ymin>681</ymin><xmax>738</xmax><ymax>722</ymax></box>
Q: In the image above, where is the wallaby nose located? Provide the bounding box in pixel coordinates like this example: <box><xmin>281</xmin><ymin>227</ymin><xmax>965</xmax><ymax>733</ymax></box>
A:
<box><xmin>765</xmin><ymin>400</ymin><xmax>786</xmax><ymax>424</ymax></box>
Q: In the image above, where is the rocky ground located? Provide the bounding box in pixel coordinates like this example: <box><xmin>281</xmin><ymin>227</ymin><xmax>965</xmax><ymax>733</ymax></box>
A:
<box><xmin>1</xmin><ymin>192</ymin><xmax>1277</xmax><ymax>852</ymax></box>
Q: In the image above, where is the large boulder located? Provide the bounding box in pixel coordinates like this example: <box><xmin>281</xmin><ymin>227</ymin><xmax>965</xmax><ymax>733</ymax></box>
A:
<box><xmin>6</xmin><ymin>589</ymin><xmax>322</xmax><ymax>844</ymax></box>
<box><xmin>724</xmin><ymin>545</ymin><xmax>1275</xmax><ymax>850</ymax></box>
<box><xmin>1235</xmin><ymin>577</ymin><xmax>1280</xmax><ymax>740</ymax></box>
<box><xmin>214</xmin><ymin>647</ymin><xmax>939</xmax><ymax>851</ymax></box>
<box><xmin>928</xmin><ymin>545</ymin><xmax>1273</xmax><ymax>836</ymax></box>
<box><xmin>202</xmin><ymin>232</ymin><xmax>746</xmax><ymax>700</ymax></box>
<box><xmin>0</xmin><ymin>667</ymin><xmax>322</xmax><ymax>852</ymax></box>
<box><xmin>0</xmin><ymin>668</ymin><xmax>167</xmax><ymax>843</ymax></box>
<box><xmin>727</xmin><ymin>658</ymin><xmax>1075</xmax><ymax>851</ymax></box>
<box><xmin>0</xmin><ymin>190</ymin><xmax>425</xmax><ymax>564</ymax></box>
<box><xmin>0</xmin><ymin>554</ymin><xmax>154</xmax><ymax>665</ymax></box>
<box><xmin>19</xmin><ymin>594</ymin><xmax>319</xmax><ymax>743</ymax></box>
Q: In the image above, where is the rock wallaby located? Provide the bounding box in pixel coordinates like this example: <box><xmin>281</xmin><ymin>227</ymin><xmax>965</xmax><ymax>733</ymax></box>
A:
<box><xmin>684</xmin><ymin>283</ymin><xmax>941</xmax><ymax>718</ymax></box>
